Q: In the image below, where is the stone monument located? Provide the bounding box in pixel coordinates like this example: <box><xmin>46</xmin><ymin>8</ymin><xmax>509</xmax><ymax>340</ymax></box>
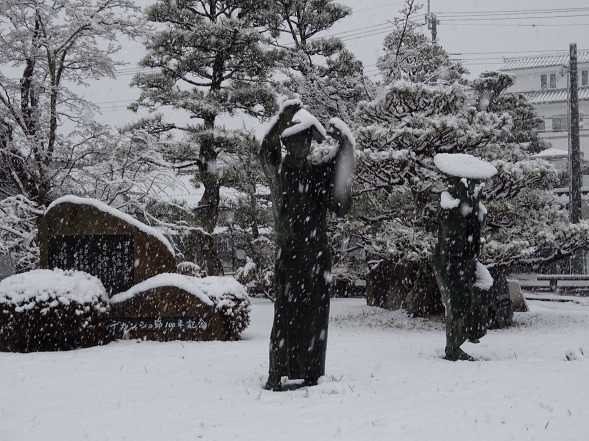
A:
<box><xmin>433</xmin><ymin>153</ymin><xmax>497</xmax><ymax>361</ymax></box>
<box><xmin>38</xmin><ymin>195</ymin><xmax>176</xmax><ymax>296</ymax></box>
<box><xmin>108</xmin><ymin>274</ymin><xmax>250</xmax><ymax>342</ymax></box>
<box><xmin>260</xmin><ymin>100</ymin><xmax>355</xmax><ymax>390</ymax></box>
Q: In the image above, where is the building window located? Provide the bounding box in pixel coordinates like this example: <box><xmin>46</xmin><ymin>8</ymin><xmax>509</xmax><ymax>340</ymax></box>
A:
<box><xmin>549</xmin><ymin>73</ymin><xmax>557</xmax><ymax>88</ymax></box>
<box><xmin>582</xmin><ymin>70</ymin><xmax>588</xmax><ymax>86</ymax></box>
<box><xmin>537</xmin><ymin>119</ymin><xmax>546</xmax><ymax>131</ymax></box>
<box><xmin>541</xmin><ymin>74</ymin><xmax>547</xmax><ymax>89</ymax></box>
<box><xmin>552</xmin><ymin>115</ymin><xmax>568</xmax><ymax>132</ymax></box>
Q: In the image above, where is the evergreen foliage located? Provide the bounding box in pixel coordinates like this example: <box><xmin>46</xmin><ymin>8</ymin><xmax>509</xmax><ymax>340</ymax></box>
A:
<box><xmin>256</xmin><ymin>0</ymin><xmax>374</xmax><ymax>125</ymax></box>
<box><xmin>130</xmin><ymin>0</ymin><xmax>279</xmax><ymax>273</ymax></box>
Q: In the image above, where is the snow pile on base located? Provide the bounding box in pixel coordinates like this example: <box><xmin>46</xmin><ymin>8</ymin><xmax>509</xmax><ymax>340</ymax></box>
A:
<box><xmin>474</xmin><ymin>261</ymin><xmax>494</xmax><ymax>291</ymax></box>
<box><xmin>434</xmin><ymin>153</ymin><xmax>497</xmax><ymax>180</ymax></box>
<box><xmin>0</xmin><ymin>269</ymin><xmax>108</xmax><ymax>312</ymax></box>
<box><xmin>110</xmin><ymin>273</ymin><xmax>249</xmax><ymax>310</ymax></box>
<box><xmin>47</xmin><ymin>195</ymin><xmax>174</xmax><ymax>255</ymax></box>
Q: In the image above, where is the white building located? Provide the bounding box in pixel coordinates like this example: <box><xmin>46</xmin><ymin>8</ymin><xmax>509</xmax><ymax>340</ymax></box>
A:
<box><xmin>500</xmin><ymin>50</ymin><xmax>589</xmax><ymax>157</ymax></box>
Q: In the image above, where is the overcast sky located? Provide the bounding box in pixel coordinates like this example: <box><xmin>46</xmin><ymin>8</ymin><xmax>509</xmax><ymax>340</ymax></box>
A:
<box><xmin>90</xmin><ymin>0</ymin><xmax>589</xmax><ymax>127</ymax></box>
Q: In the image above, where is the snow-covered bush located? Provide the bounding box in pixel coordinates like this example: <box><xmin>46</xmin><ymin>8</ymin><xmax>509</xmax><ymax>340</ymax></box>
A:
<box><xmin>234</xmin><ymin>257</ymin><xmax>274</xmax><ymax>300</ymax></box>
<box><xmin>0</xmin><ymin>269</ymin><xmax>110</xmax><ymax>352</ymax></box>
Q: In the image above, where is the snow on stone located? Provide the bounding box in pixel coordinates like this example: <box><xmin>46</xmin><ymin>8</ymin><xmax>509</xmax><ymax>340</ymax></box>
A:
<box><xmin>474</xmin><ymin>261</ymin><xmax>494</xmax><ymax>291</ymax></box>
<box><xmin>0</xmin><ymin>269</ymin><xmax>107</xmax><ymax>311</ymax></box>
<box><xmin>440</xmin><ymin>191</ymin><xmax>461</xmax><ymax>209</ymax></box>
<box><xmin>280</xmin><ymin>109</ymin><xmax>327</xmax><ymax>140</ymax></box>
<box><xmin>47</xmin><ymin>195</ymin><xmax>175</xmax><ymax>255</ymax></box>
<box><xmin>110</xmin><ymin>273</ymin><xmax>248</xmax><ymax>310</ymax></box>
<box><xmin>434</xmin><ymin>153</ymin><xmax>497</xmax><ymax>180</ymax></box>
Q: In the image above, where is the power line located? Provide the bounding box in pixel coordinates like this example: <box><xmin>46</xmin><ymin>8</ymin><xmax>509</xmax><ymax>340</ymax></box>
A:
<box><xmin>436</xmin><ymin>7</ymin><xmax>589</xmax><ymax>17</ymax></box>
<box><xmin>441</xmin><ymin>14</ymin><xmax>589</xmax><ymax>22</ymax></box>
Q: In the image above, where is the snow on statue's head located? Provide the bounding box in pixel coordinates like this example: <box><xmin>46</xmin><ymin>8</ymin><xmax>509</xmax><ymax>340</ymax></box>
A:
<box><xmin>434</xmin><ymin>153</ymin><xmax>497</xmax><ymax>199</ymax></box>
<box><xmin>280</xmin><ymin>109</ymin><xmax>326</xmax><ymax>159</ymax></box>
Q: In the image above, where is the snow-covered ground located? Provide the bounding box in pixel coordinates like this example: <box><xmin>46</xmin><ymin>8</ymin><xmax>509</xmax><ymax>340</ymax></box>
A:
<box><xmin>1</xmin><ymin>297</ymin><xmax>588</xmax><ymax>441</ymax></box>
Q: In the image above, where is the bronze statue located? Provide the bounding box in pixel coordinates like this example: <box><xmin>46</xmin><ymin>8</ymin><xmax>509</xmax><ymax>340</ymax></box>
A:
<box><xmin>433</xmin><ymin>153</ymin><xmax>496</xmax><ymax>361</ymax></box>
<box><xmin>260</xmin><ymin>100</ymin><xmax>354</xmax><ymax>390</ymax></box>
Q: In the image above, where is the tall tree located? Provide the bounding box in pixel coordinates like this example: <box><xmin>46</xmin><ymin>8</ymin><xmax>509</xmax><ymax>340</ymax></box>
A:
<box><xmin>256</xmin><ymin>0</ymin><xmax>374</xmax><ymax>125</ymax></box>
<box><xmin>130</xmin><ymin>0</ymin><xmax>278</xmax><ymax>274</ymax></box>
<box><xmin>349</xmin><ymin>80</ymin><xmax>510</xmax><ymax>315</ymax></box>
<box><xmin>472</xmin><ymin>71</ymin><xmax>548</xmax><ymax>153</ymax></box>
<box><xmin>0</xmin><ymin>0</ymin><xmax>143</xmax><ymax>206</ymax></box>
<box><xmin>376</xmin><ymin>0</ymin><xmax>466</xmax><ymax>85</ymax></box>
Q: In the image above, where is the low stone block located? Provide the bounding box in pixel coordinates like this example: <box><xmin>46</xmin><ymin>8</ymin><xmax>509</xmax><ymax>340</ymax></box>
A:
<box><xmin>108</xmin><ymin>274</ymin><xmax>250</xmax><ymax>342</ymax></box>
<box><xmin>507</xmin><ymin>279</ymin><xmax>529</xmax><ymax>312</ymax></box>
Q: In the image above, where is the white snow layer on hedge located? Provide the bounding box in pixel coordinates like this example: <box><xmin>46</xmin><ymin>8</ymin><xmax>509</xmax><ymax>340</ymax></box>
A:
<box><xmin>434</xmin><ymin>153</ymin><xmax>497</xmax><ymax>180</ymax></box>
<box><xmin>110</xmin><ymin>274</ymin><xmax>248</xmax><ymax>310</ymax></box>
<box><xmin>0</xmin><ymin>269</ymin><xmax>107</xmax><ymax>311</ymax></box>
<box><xmin>47</xmin><ymin>195</ymin><xmax>175</xmax><ymax>255</ymax></box>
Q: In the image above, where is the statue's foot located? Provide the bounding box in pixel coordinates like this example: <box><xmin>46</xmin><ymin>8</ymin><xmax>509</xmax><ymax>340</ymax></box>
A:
<box><xmin>468</xmin><ymin>338</ymin><xmax>480</xmax><ymax>344</ymax></box>
<box><xmin>264</xmin><ymin>376</ymin><xmax>283</xmax><ymax>392</ymax></box>
<box><xmin>444</xmin><ymin>348</ymin><xmax>475</xmax><ymax>362</ymax></box>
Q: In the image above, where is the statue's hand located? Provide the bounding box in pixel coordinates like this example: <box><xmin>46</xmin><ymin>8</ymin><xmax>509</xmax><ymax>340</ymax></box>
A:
<box><xmin>327</xmin><ymin>124</ymin><xmax>344</xmax><ymax>143</ymax></box>
<box><xmin>278</xmin><ymin>101</ymin><xmax>302</xmax><ymax>126</ymax></box>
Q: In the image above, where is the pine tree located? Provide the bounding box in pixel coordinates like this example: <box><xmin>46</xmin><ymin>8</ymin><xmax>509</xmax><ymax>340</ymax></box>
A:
<box><xmin>376</xmin><ymin>0</ymin><xmax>466</xmax><ymax>85</ymax></box>
<box><xmin>130</xmin><ymin>0</ymin><xmax>278</xmax><ymax>274</ymax></box>
<box><xmin>256</xmin><ymin>0</ymin><xmax>374</xmax><ymax>125</ymax></box>
<box><xmin>349</xmin><ymin>80</ymin><xmax>510</xmax><ymax>315</ymax></box>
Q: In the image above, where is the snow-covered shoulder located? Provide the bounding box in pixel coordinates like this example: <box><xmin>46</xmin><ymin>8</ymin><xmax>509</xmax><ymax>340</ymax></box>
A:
<box><xmin>434</xmin><ymin>153</ymin><xmax>497</xmax><ymax>180</ymax></box>
<box><xmin>474</xmin><ymin>261</ymin><xmax>494</xmax><ymax>291</ymax></box>
<box><xmin>0</xmin><ymin>269</ymin><xmax>107</xmax><ymax>310</ymax></box>
<box><xmin>440</xmin><ymin>191</ymin><xmax>461</xmax><ymax>209</ymax></box>
<box><xmin>280</xmin><ymin>109</ymin><xmax>327</xmax><ymax>140</ymax></box>
<box><xmin>47</xmin><ymin>195</ymin><xmax>174</xmax><ymax>255</ymax></box>
<box><xmin>110</xmin><ymin>273</ymin><xmax>249</xmax><ymax>307</ymax></box>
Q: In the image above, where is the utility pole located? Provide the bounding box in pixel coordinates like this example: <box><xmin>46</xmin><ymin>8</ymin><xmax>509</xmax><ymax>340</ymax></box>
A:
<box><xmin>569</xmin><ymin>43</ymin><xmax>584</xmax><ymax>273</ymax></box>
<box><xmin>425</xmin><ymin>0</ymin><xmax>439</xmax><ymax>42</ymax></box>
<box><xmin>570</xmin><ymin>43</ymin><xmax>581</xmax><ymax>224</ymax></box>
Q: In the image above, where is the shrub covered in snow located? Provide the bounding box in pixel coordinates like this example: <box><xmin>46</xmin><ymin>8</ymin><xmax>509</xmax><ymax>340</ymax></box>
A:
<box><xmin>234</xmin><ymin>257</ymin><xmax>274</xmax><ymax>300</ymax></box>
<box><xmin>0</xmin><ymin>269</ymin><xmax>110</xmax><ymax>352</ymax></box>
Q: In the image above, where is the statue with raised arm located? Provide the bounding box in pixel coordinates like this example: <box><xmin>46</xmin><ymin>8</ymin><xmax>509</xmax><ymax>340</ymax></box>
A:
<box><xmin>260</xmin><ymin>100</ymin><xmax>354</xmax><ymax>391</ymax></box>
<box><xmin>433</xmin><ymin>153</ymin><xmax>497</xmax><ymax>361</ymax></box>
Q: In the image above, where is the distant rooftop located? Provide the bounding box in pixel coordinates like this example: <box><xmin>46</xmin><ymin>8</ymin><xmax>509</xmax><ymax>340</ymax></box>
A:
<box><xmin>500</xmin><ymin>50</ymin><xmax>589</xmax><ymax>71</ymax></box>
<box><xmin>522</xmin><ymin>87</ymin><xmax>589</xmax><ymax>105</ymax></box>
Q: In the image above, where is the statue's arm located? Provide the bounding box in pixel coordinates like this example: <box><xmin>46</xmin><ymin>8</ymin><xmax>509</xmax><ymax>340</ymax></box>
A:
<box><xmin>327</xmin><ymin>118</ymin><xmax>355</xmax><ymax>217</ymax></box>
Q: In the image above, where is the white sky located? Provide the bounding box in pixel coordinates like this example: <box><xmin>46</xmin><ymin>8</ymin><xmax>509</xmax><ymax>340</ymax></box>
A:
<box><xmin>88</xmin><ymin>0</ymin><xmax>589</xmax><ymax>128</ymax></box>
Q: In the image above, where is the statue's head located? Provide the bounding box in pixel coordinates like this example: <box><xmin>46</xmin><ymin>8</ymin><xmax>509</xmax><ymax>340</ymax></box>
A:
<box><xmin>281</xmin><ymin>128</ymin><xmax>313</xmax><ymax>159</ymax></box>
<box><xmin>447</xmin><ymin>176</ymin><xmax>486</xmax><ymax>202</ymax></box>
<box><xmin>280</xmin><ymin>109</ymin><xmax>326</xmax><ymax>159</ymax></box>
